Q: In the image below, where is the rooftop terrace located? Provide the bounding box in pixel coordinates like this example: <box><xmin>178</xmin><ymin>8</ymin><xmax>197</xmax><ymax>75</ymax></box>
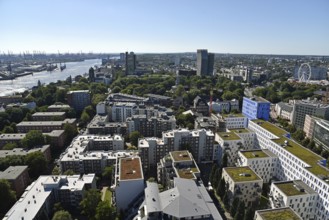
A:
<box><xmin>230</xmin><ymin>128</ymin><xmax>252</xmax><ymax>133</ymax></box>
<box><xmin>120</xmin><ymin>157</ymin><xmax>143</xmax><ymax>180</ymax></box>
<box><xmin>257</xmin><ymin>207</ymin><xmax>301</xmax><ymax>220</ymax></box>
<box><xmin>224</xmin><ymin>166</ymin><xmax>261</xmax><ymax>182</ymax></box>
<box><xmin>170</xmin><ymin>151</ymin><xmax>192</xmax><ymax>162</ymax></box>
<box><xmin>241</xmin><ymin>150</ymin><xmax>269</xmax><ymax>159</ymax></box>
<box><xmin>252</xmin><ymin>120</ymin><xmax>329</xmax><ymax>179</ymax></box>
<box><xmin>275</xmin><ymin>181</ymin><xmax>307</xmax><ymax>196</ymax></box>
<box><xmin>217</xmin><ymin>132</ymin><xmax>241</xmax><ymax>141</ymax></box>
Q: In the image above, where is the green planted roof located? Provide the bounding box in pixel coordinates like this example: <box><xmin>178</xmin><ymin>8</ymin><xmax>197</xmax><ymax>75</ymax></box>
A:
<box><xmin>258</xmin><ymin>208</ymin><xmax>301</xmax><ymax>220</ymax></box>
<box><xmin>224</xmin><ymin>166</ymin><xmax>261</xmax><ymax>182</ymax></box>
<box><xmin>241</xmin><ymin>150</ymin><xmax>269</xmax><ymax>159</ymax></box>
<box><xmin>217</xmin><ymin>132</ymin><xmax>241</xmax><ymax>141</ymax></box>
<box><xmin>275</xmin><ymin>182</ymin><xmax>306</xmax><ymax>196</ymax></box>
<box><xmin>252</xmin><ymin>120</ymin><xmax>329</xmax><ymax>180</ymax></box>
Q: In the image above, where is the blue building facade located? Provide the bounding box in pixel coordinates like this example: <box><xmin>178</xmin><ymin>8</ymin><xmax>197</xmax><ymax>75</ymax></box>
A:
<box><xmin>242</xmin><ymin>97</ymin><xmax>270</xmax><ymax>121</ymax></box>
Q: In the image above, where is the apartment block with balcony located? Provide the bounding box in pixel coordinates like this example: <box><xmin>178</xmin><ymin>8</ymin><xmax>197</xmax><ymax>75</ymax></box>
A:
<box><xmin>254</xmin><ymin>207</ymin><xmax>302</xmax><ymax>220</ymax></box>
<box><xmin>248</xmin><ymin>119</ymin><xmax>329</xmax><ymax>219</ymax></box>
<box><xmin>269</xmin><ymin>180</ymin><xmax>318</xmax><ymax>220</ymax></box>
<box><xmin>222</xmin><ymin>166</ymin><xmax>263</xmax><ymax>206</ymax></box>
<box><xmin>157</xmin><ymin>150</ymin><xmax>200</xmax><ymax>189</ymax></box>
<box><xmin>237</xmin><ymin>149</ymin><xmax>278</xmax><ymax>183</ymax></box>
<box><xmin>3</xmin><ymin>174</ymin><xmax>96</xmax><ymax>220</ymax></box>
<box><xmin>114</xmin><ymin>157</ymin><xmax>144</xmax><ymax>211</ymax></box>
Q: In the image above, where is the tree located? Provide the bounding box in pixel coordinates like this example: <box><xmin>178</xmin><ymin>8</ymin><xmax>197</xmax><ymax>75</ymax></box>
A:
<box><xmin>243</xmin><ymin>207</ymin><xmax>254</xmax><ymax>220</ymax></box>
<box><xmin>209</xmin><ymin>164</ymin><xmax>218</xmax><ymax>186</ymax></box>
<box><xmin>53</xmin><ymin>202</ymin><xmax>64</xmax><ymax>213</ymax></box>
<box><xmin>234</xmin><ymin>201</ymin><xmax>245</xmax><ymax>220</ymax></box>
<box><xmin>80</xmin><ymin>111</ymin><xmax>91</xmax><ymax>126</ymax></box>
<box><xmin>292</xmin><ymin>129</ymin><xmax>304</xmax><ymax>142</ymax></box>
<box><xmin>217</xmin><ymin>178</ymin><xmax>226</xmax><ymax>198</ymax></box>
<box><xmin>2</xmin><ymin>142</ymin><xmax>18</xmax><ymax>150</ymax></box>
<box><xmin>2</xmin><ymin>126</ymin><xmax>14</xmax><ymax>133</ymax></box>
<box><xmin>102</xmin><ymin>166</ymin><xmax>113</xmax><ymax>183</ymax></box>
<box><xmin>223</xmin><ymin>192</ymin><xmax>230</xmax><ymax>210</ymax></box>
<box><xmin>129</xmin><ymin>131</ymin><xmax>143</xmax><ymax>147</ymax></box>
<box><xmin>80</xmin><ymin>189</ymin><xmax>101</xmax><ymax>219</ymax></box>
<box><xmin>52</xmin><ymin>166</ymin><xmax>61</xmax><ymax>175</ymax></box>
<box><xmin>222</xmin><ymin>153</ymin><xmax>228</xmax><ymax>167</ymax></box>
<box><xmin>64</xmin><ymin>123</ymin><xmax>78</xmax><ymax>145</ymax></box>
<box><xmin>0</xmin><ymin>179</ymin><xmax>16</xmax><ymax>218</ymax></box>
<box><xmin>21</xmin><ymin>130</ymin><xmax>45</xmax><ymax>149</ymax></box>
<box><xmin>95</xmin><ymin>201</ymin><xmax>116</xmax><ymax>220</ymax></box>
<box><xmin>25</xmin><ymin>151</ymin><xmax>48</xmax><ymax>179</ymax></box>
<box><xmin>52</xmin><ymin>210</ymin><xmax>72</xmax><ymax>220</ymax></box>
<box><xmin>230</xmin><ymin>197</ymin><xmax>240</xmax><ymax>216</ymax></box>
<box><xmin>63</xmin><ymin>169</ymin><xmax>75</xmax><ymax>175</ymax></box>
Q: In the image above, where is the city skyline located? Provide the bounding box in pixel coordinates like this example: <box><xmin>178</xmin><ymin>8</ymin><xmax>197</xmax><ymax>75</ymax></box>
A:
<box><xmin>1</xmin><ymin>0</ymin><xmax>329</xmax><ymax>55</ymax></box>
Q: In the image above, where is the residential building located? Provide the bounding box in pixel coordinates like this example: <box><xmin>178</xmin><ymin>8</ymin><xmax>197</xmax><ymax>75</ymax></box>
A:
<box><xmin>0</xmin><ymin>130</ymin><xmax>65</xmax><ymax>149</ymax></box>
<box><xmin>237</xmin><ymin>149</ymin><xmax>278</xmax><ymax>183</ymax></box>
<box><xmin>138</xmin><ymin>129</ymin><xmax>215</xmax><ymax>172</ymax></box>
<box><xmin>304</xmin><ymin>114</ymin><xmax>317</xmax><ymax>138</ymax></box>
<box><xmin>269</xmin><ymin>180</ymin><xmax>318</xmax><ymax>219</ymax></box>
<box><xmin>135</xmin><ymin>178</ymin><xmax>222</xmax><ymax>220</ymax></box>
<box><xmin>193</xmin><ymin>96</ymin><xmax>209</xmax><ymax>116</ymax></box>
<box><xmin>217</xmin><ymin>113</ymin><xmax>248</xmax><ymax>129</ymax></box>
<box><xmin>216</xmin><ymin>131</ymin><xmax>244</xmax><ymax>166</ymax></box>
<box><xmin>0</xmin><ymin>145</ymin><xmax>51</xmax><ymax>161</ymax></box>
<box><xmin>290</xmin><ymin>98</ymin><xmax>329</xmax><ymax>129</ymax></box>
<box><xmin>3</xmin><ymin>174</ymin><xmax>96</xmax><ymax>220</ymax></box>
<box><xmin>195</xmin><ymin>116</ymin><xmax>217</xmax><ymax>132</ymax></box>
<box><xmin>114</xmin><ymin>156</ymin><xmax>144</xmax><ymax>211</ymax></box>
<box><xmin>106</xmin><ymin>93</ymin><xmax>149</xmax><ymax>104</ymax></box>
<box><xmin>87</xmin><ymin>115</ymin><xmax>128</xmax><ymax>135</ymax></box>
<box><xmin>0</xmin><ymin>166</ymin><xmax>30</xmax><ymax>196</ymax></box>
<box><xmin>109</xmin><ymin>102</ymin><xmax>137</xmax><ymax>122</ymax></box>
<box><xmin>275</xmin><ymin>102</ymin><xmax>294</xmax><ymax>121</ymax></box>
<box><xmin>157</xmin><ymin>150</ymin><xmax>200</xmax><ymax>189</ymax></box>
<box><xmin>209</xmin><ymin>99</ymin><xmax>239</xmax><ymax>113</ymax></box>
<box><xmin>222</xmin><ymin>166</ymin><xmax>263</xmax><ymax>206</ymax></box>
<box><xmin>31</xmin><ymin>112</ymin><xmax>66</xmax><ymax>121</ymax></box>
<box><xmin>254</xmin><ymin>207</ymin><xmax>302</xmax><ymax>220</ymax></box>
<box><xmin>0</xmin><ymin>95</ymin><xmax>23</xmax><ymax>105</ymax></box>
<box><xmin>312</xmin><ymin>117</ymin><xmax>329</xmax><ymax>150</ymax></box>
<box><xmin>59</xmin><ymin>134</ymin><xmax>125</xmax><ymax>174</ymax></box>
<box><xmin>145</xmin><ymin>94</ymin><xmax>172</xmax><ymax>107</ymax></box>
<box><xmin>16</xmin><ymin>119</ymin><xmax>76</xmax><ymax>133</ymax></box>
<box><xmin>242</xmin><ymin>96</ymin><xmax>270</xmax><ymax>121</ymax></box>
<box><xmin>125</xmin><ymin>51</ymin><xmax>136</xmax><ymax>75</ymax></box>
<box><xmin>248</xmin><ymin>119</ymin><xmax>329</xmax><ymax>219</ymax></box>
<box><xmin>47</xmin><ymin>104</ymin><xmax>70</xmax><ymax>112</ymax></box>
<box><xmin>67</xmin><ymin>90</ymin><xmax>91</xmax><ymax>112</ymax></box>
<box><xmin>197</xmin><ymin>49</ymin><xmax>214</xmax><ymax>76</ymax></box>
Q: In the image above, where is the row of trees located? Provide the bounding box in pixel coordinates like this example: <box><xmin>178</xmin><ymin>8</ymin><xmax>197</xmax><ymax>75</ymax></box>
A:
<box><xmin>253</xmin><ymin>81</ymin><xmax>324</xmax><ymax>104</ymax></box>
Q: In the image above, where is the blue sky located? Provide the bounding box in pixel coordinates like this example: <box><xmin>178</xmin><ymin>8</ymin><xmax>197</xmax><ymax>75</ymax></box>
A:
<box><xmin>0</xmin><ymin>0</ymin><xmax>328</xmax><ymax>55</ymax></box>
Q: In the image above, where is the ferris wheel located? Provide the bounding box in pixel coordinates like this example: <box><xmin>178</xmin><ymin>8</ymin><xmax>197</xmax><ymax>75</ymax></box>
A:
<box><xmin>298</xmin><ymin>63</ymin><xmax>312</xmax><ymax>82</ymax></box>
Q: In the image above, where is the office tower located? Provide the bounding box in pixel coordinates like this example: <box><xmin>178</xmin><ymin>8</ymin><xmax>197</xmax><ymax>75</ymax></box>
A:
<box><xmin>242</xmin><ymin>96</ymin><xmax>270</xmax><ymax>121</ymax></box>
<box><xmin>196</xmin><ymin>49</ymin><xmax>214</xmax><ymax>76</ymax></box>
<box><xmin>125</xmin><ymin>51</ymin><xmax>136</xmax><ymax>75</ymax></box>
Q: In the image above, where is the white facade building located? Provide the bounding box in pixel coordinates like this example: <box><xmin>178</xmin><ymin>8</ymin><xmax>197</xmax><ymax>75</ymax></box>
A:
<box><xmin>254</xmin><ymin>207</ymin><xmax>302</xmax><ymax>220</ymax></box>
<box><xmin>115</xmin><ymin>156</ymin><xmax>144</xmax><ymax>211</ymax></box>
<box><xmin>3</xmin><ymin>174</ymin><xmax>96</xmax><ymax>220</ymax></box>
<box><xmin>269</xmin><ymin>180</ymin><xmax>318</xmax><ymax>220</ymax></box>
<box><xmin>222</xmin><ymin>166</ymin><xmax>263</xmax><ymax>206</ymax></box>
<box><xmin>218</xmin><ymin>113</ymin><xmax>248</xmax><ymax>129</ymax></box>
<box><xmin>237</xmin><ymin>149</ymin><xmax>278</xmax><ymax>183</ymax></box>
<box><xmin>216</xmin><ymin>131</ymin><xmax>244</xmax><ymax>166</ymax></box>
<box><xmin>248</xmin><ymin>119</ymin><xmax>329</xmax><ymax>219</ymax></box>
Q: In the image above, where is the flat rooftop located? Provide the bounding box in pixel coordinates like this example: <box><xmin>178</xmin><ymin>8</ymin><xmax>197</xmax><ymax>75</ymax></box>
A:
<box><xmin>252</xmin><ymin>120</ymin><xmax>329</xmax><ymax>180</ymax></box>
<box><xmin>230</xmin><ymin>128</ymin><xmax>252</xmax><ymax>133</ymax></box>
<box><xmin>170</xmin><ymin>151</ymin><xmax>192</xmax><ymax>162</ymax></box>
<box><xmin>217</xmin><ymin>132</ymin><xmax>241</xmax><ymax>141</ymax></box>
<box><xmin>0</xmin><ymin>166</ymin><xmax>28</xmax><ymax>180</ymax></box>
<box><xmin>32</xmin><ymin>112</ymin><xmax>66</xmax><ymax>116</ymax></box>
<box><xmin>119</xmin><ymin>157</ymin><xmax>143</xmax><ymax>180</ymax></box>
<box><xmin>221</xmin><ymin>113</ymin><xmax>245</xmax><ymax>118</ymax></box>
<box><xmin>224</xmin><ymin>166</ymin><xmax>261</xmax><ymax>182</ymax></box>
<box><xmin>274</xmin><ymin>180</ymin><xmax>316</xmax><ymax>196</ymax></box>
<box><xmin>257</xmin><ymin>207</ymin><xmax>302</xmax><ymax>220</ymax></box>
<box><xmin>240</xmin><ymin>150</ymin><xmax>270</xmax><ymax>159</ymax></box>
<box><xmin>48</xmin><ymin>104</ymin><xmax>70</xmax><ymax>108</ymax></box>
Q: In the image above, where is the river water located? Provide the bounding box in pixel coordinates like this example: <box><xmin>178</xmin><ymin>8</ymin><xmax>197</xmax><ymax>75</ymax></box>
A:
<box><xmin>0</xmin><ymin>59</ymin><xmax>101</xmax><ymax>96</ymax></box>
